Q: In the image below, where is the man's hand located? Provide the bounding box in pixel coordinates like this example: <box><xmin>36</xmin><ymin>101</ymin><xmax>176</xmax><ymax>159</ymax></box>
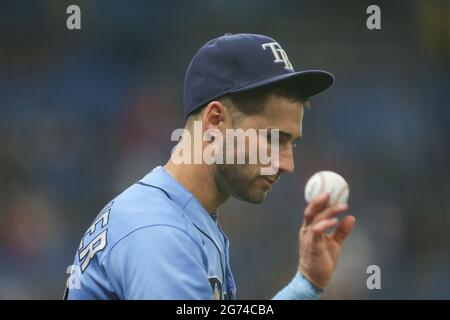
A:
<box><xmin>298</xmin><ymin>193</ymin><xmax>356</xmax><ymax>289</ymax></box>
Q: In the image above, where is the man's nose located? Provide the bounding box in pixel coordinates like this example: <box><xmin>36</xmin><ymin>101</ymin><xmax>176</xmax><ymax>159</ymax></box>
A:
<box><xmin>278</xmin><ymin>145</ymin><xmax>294</xmax><ymax>175</ymax></box>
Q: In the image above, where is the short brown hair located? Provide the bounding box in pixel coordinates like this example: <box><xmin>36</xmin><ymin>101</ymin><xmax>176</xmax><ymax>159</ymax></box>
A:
<box><xmin>185</xmin><ymin>81</ymin><xmax>309</xmax><ymax>127</ymax></box>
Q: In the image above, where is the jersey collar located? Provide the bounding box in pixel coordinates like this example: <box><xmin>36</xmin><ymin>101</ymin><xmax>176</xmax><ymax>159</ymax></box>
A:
<box><xmin>140</xmin><ymin>166</ymin><xmax>223</xmax><ymax>238</ymax></box>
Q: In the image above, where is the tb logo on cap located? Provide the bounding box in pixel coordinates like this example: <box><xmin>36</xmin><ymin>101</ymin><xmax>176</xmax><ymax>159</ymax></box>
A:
<box><xmin>262</xmin><ymin>42</ymin><xmax>293</xmax><ymax>71</ymax></box>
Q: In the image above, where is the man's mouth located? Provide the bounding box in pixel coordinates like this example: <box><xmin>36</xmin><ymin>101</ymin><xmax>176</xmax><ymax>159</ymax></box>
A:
<box><xmin>259</xmin><ymin>176</ymin><xmax>278</xmax><ymax>187</ymax></box>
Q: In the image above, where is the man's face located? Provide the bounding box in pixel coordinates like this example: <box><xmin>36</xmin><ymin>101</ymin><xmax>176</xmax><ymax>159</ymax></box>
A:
<box><xmin>215</xmin><ymin>95</ymin><xmax>303</xmax><ymax>203</ymax></box>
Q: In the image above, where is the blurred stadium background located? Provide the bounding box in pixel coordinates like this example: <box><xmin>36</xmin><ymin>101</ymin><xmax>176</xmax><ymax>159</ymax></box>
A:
<box><xmin>0</xmin><ymin>0</ymin><xmax>449</xmax><ymax>299</ymax></box>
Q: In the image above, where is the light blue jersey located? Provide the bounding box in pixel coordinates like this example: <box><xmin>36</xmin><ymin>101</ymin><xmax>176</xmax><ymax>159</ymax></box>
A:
<box><xmin>65</xmin><ymin>165</ymin><xmax>320</xmax><ymax>300</ymax></box>
<box><xmin>66</xmin><ymin>166</ymin><xmax>236</xmax><ymax>300</ymax></box>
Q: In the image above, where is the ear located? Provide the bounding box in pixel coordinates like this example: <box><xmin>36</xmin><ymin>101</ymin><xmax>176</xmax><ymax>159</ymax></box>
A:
<box><xmin>202</xmin><ymin>101</ymin><xmax>227</xmax><ymax>130</ymax></box>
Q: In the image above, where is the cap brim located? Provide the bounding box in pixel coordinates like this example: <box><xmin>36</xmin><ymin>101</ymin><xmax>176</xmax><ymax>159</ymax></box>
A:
<box><xmin>229</xmin><ymin>70</ymin><xmax>334</xmax><ymax>98</ymax></box>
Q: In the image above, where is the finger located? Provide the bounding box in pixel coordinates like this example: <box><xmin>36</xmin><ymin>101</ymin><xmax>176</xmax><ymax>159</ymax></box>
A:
<box><xmin>332</xmin><ymin>215</ymin><xmax>356</xmax><ymax>245</ymax></box>
<box><xmin>303</xmin><ymin>193</ymin><xmax>330</xmax><ymax>226</ymax></box>
<box><xmin>313</xmin><ymin>203</ymin><xmax>348</xmax><ymax>224</ymax></box>
<box><xmin>312</xmin><ymin>217</ymin><xmax>339</xmax><ymax>235</ymax></box>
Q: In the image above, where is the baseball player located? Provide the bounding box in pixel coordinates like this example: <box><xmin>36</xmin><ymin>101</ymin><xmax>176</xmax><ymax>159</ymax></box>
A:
<box><xmin>65</xmin><ymin>33</ymin><xmax>355</xmax><ymax>300</ymax></box>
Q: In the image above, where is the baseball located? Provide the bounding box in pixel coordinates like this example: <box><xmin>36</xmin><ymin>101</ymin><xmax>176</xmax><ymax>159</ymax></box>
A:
<box><xmin>304</xmin><ymin>171</ymin><xmax>349</xmax><ymax>206</ymax></box>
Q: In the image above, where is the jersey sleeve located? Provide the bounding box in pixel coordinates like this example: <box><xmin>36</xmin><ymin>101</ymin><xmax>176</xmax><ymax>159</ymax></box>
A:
<box><xmin>272</xmin><ymin>272</ymin><xmax>323</xmax><ymax>300</ymax></box>
<box><xmin>103</xmin><ymin>225</ymin><xmax>213</xmax><ymax>300</ymax></box>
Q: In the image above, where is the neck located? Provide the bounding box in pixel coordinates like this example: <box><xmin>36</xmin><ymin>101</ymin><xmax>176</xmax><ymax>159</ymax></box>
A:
<box><xmin>164</xmin><ymin>160</ymin><xmax>229</xmax><ymax>214</ymax></box>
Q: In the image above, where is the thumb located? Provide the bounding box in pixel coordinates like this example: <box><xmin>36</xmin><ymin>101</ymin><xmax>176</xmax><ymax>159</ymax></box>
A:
<box><xmin>332</xmin><ymin>215</ymin><xmax>356</xmax><ymax>245</ymax></box>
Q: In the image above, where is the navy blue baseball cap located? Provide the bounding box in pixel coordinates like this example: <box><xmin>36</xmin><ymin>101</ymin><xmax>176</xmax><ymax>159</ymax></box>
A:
<box><xmin>183</xmin><ymin>33</ymin><xmax>334</xmax><ymax>118</ymax></box>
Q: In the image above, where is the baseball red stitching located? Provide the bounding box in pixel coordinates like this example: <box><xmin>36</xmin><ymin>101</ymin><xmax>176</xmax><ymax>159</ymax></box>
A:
<box><xmin>335</xmin><ymin>185</ymin><xmax>349</xmax><ymax>205</ymax></box>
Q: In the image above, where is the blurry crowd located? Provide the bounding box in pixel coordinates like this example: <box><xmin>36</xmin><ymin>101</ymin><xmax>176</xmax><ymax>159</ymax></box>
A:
<box><xmin>0</xmin><ymin>0</ymin><xmax>449</xmax><ymax>299</ymax></box>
